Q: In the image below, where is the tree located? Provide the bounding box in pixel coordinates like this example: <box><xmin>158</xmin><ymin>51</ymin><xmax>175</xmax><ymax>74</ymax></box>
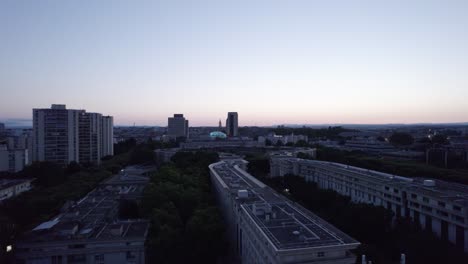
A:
<box><xmin>118</xmin><ymin>199</ymin><xmax>140</xmax><ymax>219</ymax></box>
<box><xmin>389</xmin><ymin>132</ymin><xmax>414</xmax><ymax>146</ymax></box>
<box><xmin>294</xmin><ymin>140</ymin><xmax>308</xmax><ymax>147</ymax></box>
<box><xmin>20</xmin><ymin>161</ymin><xmax>66</xmax><ymax>187</ymax></box>
<box><xmin>129</xmin><ymin>145</ymin><xmax>155</xmax><ymax>164</ymax></box>
<box><xmin>431</xmin><ymin>134</ymin><xmax>448</xmax><ymax>145</ymax></box>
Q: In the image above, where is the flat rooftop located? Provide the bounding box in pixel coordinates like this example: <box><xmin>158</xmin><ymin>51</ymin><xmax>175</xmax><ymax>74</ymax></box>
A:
<box><xmin>19</xmin><ymin>167</ymin><xmax>152</xmax><ymax>244</ymax></box>
<box><xmin>291</xmin><ymin>159</ymin><xmax>468</xmax><ymax>206</ymax></box>
<box><xmin>211</xmin><ymin>161</ymin><xmax>359</xmax><ymax>250</ymax></box>
<box><xmin>0</xmin><ymin>178</ymin><xmax>33</xmax><ymax>190</ymax></box>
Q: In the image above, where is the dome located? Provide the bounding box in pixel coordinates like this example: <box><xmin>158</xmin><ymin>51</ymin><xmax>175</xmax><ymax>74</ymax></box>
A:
<box><xmin>210</xmin><ymin>131</ymin><xmax>227</xmax><ymax>139</ymax></box>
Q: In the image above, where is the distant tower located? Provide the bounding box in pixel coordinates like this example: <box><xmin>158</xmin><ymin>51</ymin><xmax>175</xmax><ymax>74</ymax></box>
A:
<box><xmin>168</xmin><ymin>114</ymin><xmax>189</xmax><ymax>138</ymax></box>
<box><xmin>226</xmin><ymin>112</ymin><xmax>239</xmax><ymax>137</ymax></box>
<box><xmin>218</xmin><ymin>119</ymin><xmax>222</xmax><ymax>129</ymax></box>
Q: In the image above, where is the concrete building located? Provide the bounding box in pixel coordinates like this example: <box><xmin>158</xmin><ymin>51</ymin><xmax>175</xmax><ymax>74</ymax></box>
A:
<box><xmin>259</xmin><ymin>134</ymin><xmax>308</xmax><ymax>145</ymax></box>
<box><xmin>79</xmin><ymin>112</ymin><xmax>102</xmax><ymax>164</ymax></box>
<box><xmin>33</xmin><ymin>104</ymin><xmax>82</xmax><ymax>164</ymax></box>
<box><xmin>33</xmin><ymin>105</ymin><xmax>113</xmax><ymax>165</ymax></box>
<box><xmin>167</xmin><ymin>114</ymin><xmax>189</xmax><ymax>138</ymax></box>
<box><xmin>0</xmin><ymin>123</ymin><xmax>5</xmax><ymax>131</ymax></box>
<box><xmin>270</xmin><ymin>157</ymin><xmax>468</xmax><ymax>252</ymax></box>
<box><xmin>226</xmin><ymin>112</ymin><xmax>239</xmax><ymax>137</ymax></box>
<box><xmin>0</xmin><ymin>178</ymin><xmax>34</xmax><ymax>202</ymax></box>
<box><xmin>101</xmin><ymin>116</ymin><xmax>114</xmax><ymax>157</ymax></box>
<box><xmin>15</xmin><ymin>167</ymin><xmax>151</xmax><ymax>264</ymax></box>
<box><xmin>0</xmin><ymin>144</ymin><xmax>29</xmax><ymax>173</ymax></box>
<box><xmin>209</xmin><ymin>159</ymin><xmax>359</xmax><ymax>264</ymax></box>
<box><xmin>343</xmin><ymin>138</ymin><xmax>396</xmax><ymax>153</ymax></box>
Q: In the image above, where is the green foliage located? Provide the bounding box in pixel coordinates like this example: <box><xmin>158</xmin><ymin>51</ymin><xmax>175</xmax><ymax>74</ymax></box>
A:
<box><xmin>389</xmin><ymin>132</ymin><xmax>414</xmax><ymax>146</ymax></box>
<box><xmin>129</xmin><ymin>144</ymin><xmax>155</xmax><ymax>165</ymax></box>
<box><xmin>294</xmin><ymin>139</ymin><xmax>309</xmax><ymax>147</ymax></box>
<box><xmin>20</xmin><ymin>161</ymin><xmax>66</xmax><ymax>187</ymax></box>
<box><xmin>141</xmin><ymin>151</ymin><xmax>226</xmax><ymax>264</ymax></box>
<box><xmin>431</xmin><ymin>134</ymin><xmax>448</xmax><ymax>144</ymax></box>
<box><xmin>114</xmin><ymin>138</ymin><xmax>137</xmax><ymax>155</ymax></box>
<box><xmin>245</xmin><ymin>156</ymin><xmax>270</xmax><ymax>179</ymax></box>
<box><xmin>118</xmin><ymin>200</ymin><xmax>140</xmax><ymax>219</ymax></box>
<box><xmin>317</xmin><ymin>147</ymin><xmax>468</xmax><ymax>185</ymax></box>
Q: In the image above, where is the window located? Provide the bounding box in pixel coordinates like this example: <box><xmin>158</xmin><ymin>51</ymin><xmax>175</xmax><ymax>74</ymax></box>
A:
<box><xmin>411</xmin><ymin>194</ymin><xmax>417</xmax><ymax>199</ymax></box>
<box><xmin>317</xmin><ymin>252</ymin><xmax>325</xmax><ymax>257</ymax></box>
<box><xmin>94</xmin><ymin>255</ymin><xmax>104</xmax><ymax>264</ymax></box>
<box><xmin>52</xmin><ymin>256</ymin><xmax>63</xmax><ymax>264</ymax></box>
<box><xmin>422</xmin><ymin>197</ymin><xmax>429</xmax><ymax>203</ymax></box>
<box><xmin>68</xmin><ymin>244</ymin><xmax>85</xmax><ymax>249</ymax></box>
<box><xmin>126</xmin><ymin>251</ymin><xmax>136</xmax><ymax>260</ymax></box>
<box><xmin>453</xmin><ymin>205</ymin><xmax>462</xmax><ymax>211</ymax></box>
<box><xmin>438</xmin><ymin>201</ymin><xmax>446</xmax><ymax>207</ymax></box>
<box><xmin>67</xmin><ymin>254</ymin><xmax>86</xmax><ymax>264</ymax></box>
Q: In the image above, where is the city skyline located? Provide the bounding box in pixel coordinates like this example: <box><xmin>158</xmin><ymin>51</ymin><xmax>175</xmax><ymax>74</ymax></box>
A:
<box><xmin>2</xmin><ymin>0</ymin><xmax>468</xmax><ymax>126</ymax></box>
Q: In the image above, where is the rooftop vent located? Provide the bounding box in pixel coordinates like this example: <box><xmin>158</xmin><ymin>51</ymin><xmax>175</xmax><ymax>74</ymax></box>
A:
<box><xmin>110</xmin><ymin>224</ymin><xmax>123</xmax><ymax>236</ymax></box>
<box><xmin>423</xmin><ymin>180</ymin><xmax>436</xmax><ymax>187</ymax></box>
<box><xmin>237</xmin><ymin>190</ymin><xmax>248</xmax><ymax>199</ymax></box>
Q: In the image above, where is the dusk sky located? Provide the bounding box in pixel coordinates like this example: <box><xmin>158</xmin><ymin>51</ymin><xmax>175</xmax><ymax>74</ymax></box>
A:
<box><xmin>1</xmin><ymin>0</ymin><xmax>468</xmax><ymax>126</ymax></box>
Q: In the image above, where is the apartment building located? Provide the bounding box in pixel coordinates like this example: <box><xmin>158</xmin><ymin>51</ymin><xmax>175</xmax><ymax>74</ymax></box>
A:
<box><xmin>33</xmin><ymin>105</ymin><xmax>113</xmax><ymax>165</ymax></box>
<box><xmin>15</xmin><ymin>167</ymin><xmax>151</xmax><ymax>264</ymax></box>
<box><xmin>167</xmin><ymin>114</ymin><xmax>189</xmax><ymax>138</ymax></box>
<box><xmin>209</xmin><ymin>159</ymin><xmax>360</xmax><ymax>264</ymax></box>
<box><xmin>270</xmin><ymin>157</ymin><xmax>468</xmax><ymax>252</ymax></box>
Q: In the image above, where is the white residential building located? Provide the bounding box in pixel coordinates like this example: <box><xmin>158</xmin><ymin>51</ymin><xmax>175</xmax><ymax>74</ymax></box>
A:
<box><xmin>209</xmin><ymin>159</ymin><xmax>360</xmax><ymax>264</ymax></box>
<box><xmin>0</xmin><ymin>144</ymin><xmax>29</xmax><ymax>173</ymax></box>
<box><xmin>101</xmin><ymin>116</ymin><xmax>114</xmax><ymax>157</ymax></box>
<box><xmin>33</xmin><ymin>105</ymin><xmax>113</xmax><ymax>165</ymax></box>
<box><xmin>270</xmin><ymin>157</ymin><xmax>468</xmax><ymax>252</ymax></box>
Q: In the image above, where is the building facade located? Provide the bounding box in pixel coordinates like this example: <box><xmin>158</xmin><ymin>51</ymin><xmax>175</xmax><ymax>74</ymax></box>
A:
<box><xmin>101</xmin><ymin>116</ymin><xmax>114</xmax><ymax>157</ymax></box>
<box><xmin>15</xmin><ymin>166</ymin><xmax>151</xmax><ymax>264</ymax></box>
<box><xmin>0</xmin><ymin>144</ymin><xmax>29</xmax><ymax>173</ymax></box>
<box><xmin>0</xmin><ymin>178</ymin><xmax>34</xmax><ymax>202</ymax></box>
<box><xmin>33</xmin><ymin>105</ymin><xmax>113</xmax><ymax>165</ymax></box>
<box><xmin>167</xmin><ymin>114</ymin><xmax>189</xmax><ymax>138</ymax></box>
<box><xmin>209</xmin><ymin>159</ymin><xmax>359</xmax><ymax>264</ymax></box>
<box><xmin>226</xmin><ymin>112</ymin><xmax>239</xmax><ymax>137</ymax></box>
<box><xmin>270</xmin><ymin>157</ymin><xmax>468</xmax><ymax>252</ymax></box>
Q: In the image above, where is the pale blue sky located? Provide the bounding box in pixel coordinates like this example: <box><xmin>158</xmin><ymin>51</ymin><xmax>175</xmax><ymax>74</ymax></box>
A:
<box><xmin>1</xmin><ymin>0</ymin><xmax>467</xmax><ymax>126</ymax></box>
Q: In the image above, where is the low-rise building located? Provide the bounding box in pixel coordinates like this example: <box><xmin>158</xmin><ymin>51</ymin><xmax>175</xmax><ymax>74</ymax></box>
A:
<box><xmin>15</xmin><ymin>167</ymin><xmax>151</xmax><ymax>264</ymax></box>
<box><xmin>259</xmin><ymin>134</ymin><xmax>308</xmax><ymax>145</ymax></box>
<box><xmin>209</xmin><ymin>159</ymin><xmax>359</xmax><ymax>264</ymax></box>
<box><xmin>270</xmin><ymin>157</ymin><xmax>468</xmax><ymax>252</ymax></box>
<box><xmin>0</xmin><ymin>178</ymin><xmax>34</xmax><ymax>202</ymax></box>
<box><xmin>0</xmin><ymin>144</ymin><xmax>29</xmax><ymax>173</ymax></box>
<box><xmin>154</xmin><ymin>148</ymin><xmax>180</xmax><ymax>163</ymax></box>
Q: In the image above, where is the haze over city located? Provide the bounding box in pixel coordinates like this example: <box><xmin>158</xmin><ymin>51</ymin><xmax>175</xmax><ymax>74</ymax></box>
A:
<box><xmin>1</xmin><ymin>0</ymin><xmax>468</xmax><ymax>126</ymax></box>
